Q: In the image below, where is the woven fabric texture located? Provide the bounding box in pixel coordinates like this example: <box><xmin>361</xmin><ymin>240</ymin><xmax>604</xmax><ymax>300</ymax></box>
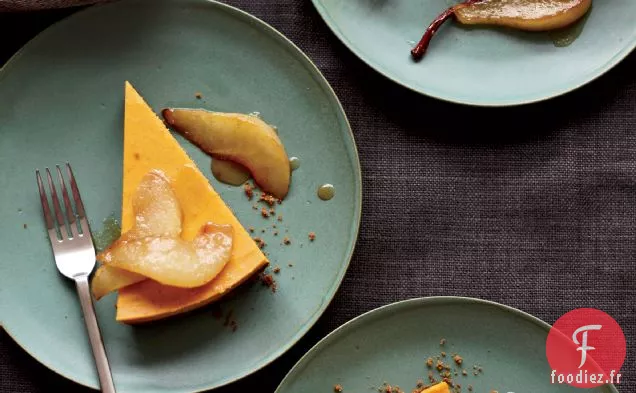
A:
<box><xmin>0</xmin><ymin>0</ymin><xmax>105</xmax><ymax>11</ymax></box>
<box><xmin>1</xmin><ymin>1</ymin><xmax>634</xmax><ymax>392</ymax></box>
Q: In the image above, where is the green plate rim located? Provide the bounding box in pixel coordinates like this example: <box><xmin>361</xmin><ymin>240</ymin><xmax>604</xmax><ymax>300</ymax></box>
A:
<box><xmin>309</xmin><ymin>0</ymin><xmax>636</xmax><ymax>107</ymax></box>
<box><xmin>0</xmin><ymin>0</ymin><xmax>363</xmax><ymax>391</ymax></box>
<box><xmin>274</xmin><ymin>296</ymin><xmax>620</xmax><ymax>393</ymax></box>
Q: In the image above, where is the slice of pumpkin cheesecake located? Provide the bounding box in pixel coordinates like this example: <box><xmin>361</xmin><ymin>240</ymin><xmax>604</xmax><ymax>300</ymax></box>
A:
<box><xmin>420</xmin><ymin>382</ymin><xmax>450</xmax><ymax>393</ymax></box>
<box><xmin>93</xmin><ymin>81</ymin><xmax>268</xmax><ymax>324</ymax></box>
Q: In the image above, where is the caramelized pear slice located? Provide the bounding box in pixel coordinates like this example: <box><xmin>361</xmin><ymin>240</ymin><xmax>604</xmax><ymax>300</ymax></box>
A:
<box><xmin>92</xmin><ymin>171</ymin><xmax>182</xmax><ymax>299</ymax></box>
<box><xmin>91</xmin><ymin>266</ymin><xmax>143</xmax><ymax>300</ymax></box>
<box><xmin>162</xmin><ymin>109</ymin><xmax>291</xmax><ymax>199</ymax></box>
<box><xmin>99</xmin><ymin>223</ymin><xmax>233</xmax><ymax>288</ymax></box>
<box><xmin>132</xmin><ymin>170</ymin><xmax>182</xmax><ymax>237</ymax></box>
<box><xmin>411</xmin><ymin>0</ymin><xmax>592</xmax><ymax>59</ymax></box>
<box><xmin>455</xmin><ymin>0</ymin><xmax>592</xmax><ymax>31</ymax></box>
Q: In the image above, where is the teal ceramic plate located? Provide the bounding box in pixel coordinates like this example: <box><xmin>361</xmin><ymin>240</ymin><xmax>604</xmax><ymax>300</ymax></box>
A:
<box><xmin>276</xmin><ymin>297</ymin><xmax>619</xmax><ymax>393</ymax></box>
<box><xmin>311</xmin><ymin>0</ymin><xmax>636</xmax><ymax>106</ymax></box>
<box><xmin>0</xmin><ymin>0</ymin><xmax>361</xmax><ymax>391</ymax></box>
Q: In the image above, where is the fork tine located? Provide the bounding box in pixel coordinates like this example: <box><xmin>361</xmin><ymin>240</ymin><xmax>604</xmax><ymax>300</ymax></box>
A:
<box><xmin>57</xmin><ymin>165</ymin><xmax>78</xmax><ymax>236</ymax></box>
<box><xmin>66</xmin><ymin>163</ymin><xmax>91</xmax><ymax>236</ymax></box>
<box><xmin>46</xmin><ymin>168</ymin><xmax>69</xmax><ymax>237</ymax></box>
<box><xmin>36</xmin><ymin>170</ymin><xmax>56</xmax><ymax>231</ymax></box>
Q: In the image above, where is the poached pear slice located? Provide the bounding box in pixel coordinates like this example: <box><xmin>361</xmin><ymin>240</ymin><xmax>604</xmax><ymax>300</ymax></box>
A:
<box><xmin>411</xmin><ymin>0</ymin><xmax>592</xmax><ymax>59</ymax></box>
<box><xmin>91</xmin><ymin>264</ymin><xmax>145</xmax><ymax>301</ymax></box>
<box><xmin>162</xmin><ymin>109</ymin><xmax>291</xmax><ymax>199</ymax></box>
<box><xmin>455</xmin><ymin>0</ymin><xmax>592</xmax><ymax>31</ymax></box>
<box><xmin>132</xmin><ymin>170</ymin><xmax>182</xmax><ymax>237</ymax></box>
<box><xmin>92</xmin><ymin>171</ymin><xmax>183</xmax><ymax>299</ymax></box>
<box><xmin>98</xmin><ymin>223</ymin><xmax>233</xmax><ymax>289</ymax></box>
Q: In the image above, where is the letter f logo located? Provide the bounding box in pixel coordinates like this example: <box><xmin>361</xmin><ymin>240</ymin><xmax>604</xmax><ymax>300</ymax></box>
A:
<box><xmin>573</xmin><ymin>325</ymin><xmax>602</xmax><ymax>368</ymax></box>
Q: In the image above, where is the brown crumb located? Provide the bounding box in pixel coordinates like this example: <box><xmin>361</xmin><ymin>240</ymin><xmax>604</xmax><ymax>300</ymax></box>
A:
<box><xmin>428</xmin><ymin>371</ymin><xmax>436</xmax><ymax>383</ymax></box>
<box><xmin>259</xmin><ymin>192</ymin><xmax>280</xmax><ymax>206</ymax></box>
<box><xmin>261</xmin><ymin>228</ymin><xmax>266</xmax><ymax>233</ymax></box>
<box><xmin>426</xmin><ymin>357</ymin><xmax>433</xmax><ymax>368</ymax></box>
<box><xmin>253</xmin><ymin>237</ymin><xmax>266</xmax><ymax>249</ymax></box>
<box><xmin>23</xmin><ymin>223</ymin><xmax>27</xmax><ymax>229</ymax></box>
<box><xmin>272</xmin><ymin>224</ymin><xmax>277</xmax><ymax>228</ymax></box>
<box><xmin>260</xmin><ymin>273</ymin><xmax>277</xmax><ymax>292</ymax></box>
<box><xmin>273</xmin><ymin>231</ymin><xmax>279</xmax><ymax>236</ymax></box>
<box><xmin>211</xmin><ymin>304</ymin><xmax>223</xmax><ymax>319</ymax></box>
<box><xmin>261</xmin><ymin>208</ymin><xmax>270</xmax><ymax>218</ymax></box>
<box><xmin>223</xmin><ymin>309</ymin><xmax>233</xmax><ymax>327</ymax></box>
<box><xmin>441</xmin><ymin>352</ymin><xmax>446</xmax><ymax>357</ymax></box>
<box><xmin>467</xmin><ymin>386</ymin><xmax>472</xmax><ymax>392</ymax></box>
<box><xmin>252</xmin><ymin>204</ymin><xmax>258</xmax><ymax>210</ymax></box>
<box><xmin>195</xmin><ymin>92</ymin><xmax>203</xmax><ymax>99</ymax></box>
<box><xmin>436</xmin><ymin>360</ymin><xmax>444</xmax><ymax>371</ymax></box>
<box><xmin>416</xmin><ymin>379</ymin><xmax>424</xmax><ymax>388</ymax></box>
<box><xmin>269</xmin><ymin>208</ymin><xmax>275</xmax><ymax>215</ymax></box>
<box><xmin>248</xmin><ymin>226</ymin><xmax>255</xmax><ymax>233</ymax></box>
<box><xmin>440</xmin><ymin>338</ymin><xmax>446</xmax><ymax>346</ymax></box>
<box><xmin>277</xmin><ymin>214</ymin><xmax>283</xmax><ymax>222</ymax></box>
<box><xmin>244</xmin><ymin>182</ymin><xmax>254</xmax><ymax>200</ymax></box>
<box><xmin>381</xmin><ymin>384</ymin><xmax>403</xmax><ymax>393</ymax></box>
<box><xmin>283</xmin><ymin>236</ymin><xmax>291</xmax><ymax>245</ymax></box>
<box><xmin>462</xmin><ymin>370</ymin><xmax>467</xmax><ymax>376</ymax></box>
<box><xmin>273</xmin><ymin>266</ymin><xmax>281</xmax><ymax>274</ymax></box>
<box><xmin>453</xmin><ymin>355</ymin><xmax>463</xmax><ymax>365</ymax></box>
<box><xmin>334</xmin><ymin>384</ymin><xmax>343</xmax><ymax>393</ymax></box>
<box><xmin>288</xmin><ymin>263</ymin><xmax>293</xmax><ymax>267</ymax></box>
<box><xmin>308</xmin><ymin>231</ymin><xmax>316</xmax><ymax>241</ymax></box>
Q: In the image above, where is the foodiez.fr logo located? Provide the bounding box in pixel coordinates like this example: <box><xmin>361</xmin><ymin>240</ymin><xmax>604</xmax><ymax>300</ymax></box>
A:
<box><xmin>546</xmin><ymin>308</ymin><xmax>626</xmax><ymax>388</ymax></box>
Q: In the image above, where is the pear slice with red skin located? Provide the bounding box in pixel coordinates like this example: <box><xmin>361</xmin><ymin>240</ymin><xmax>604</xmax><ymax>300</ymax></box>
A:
<box><xmin>162</xmin><ymin>108</ymin><xmax>291</xmax><ymax>200</ymax></box>
<box><xmin>455</xmin><ymin>0</ymin><xmax>592</xmax><ymax>31</ymax></box>
<box><xmin>411</xmin><ymin>0</ymin><xmax>592</xmax><ymax>59</ymax></box>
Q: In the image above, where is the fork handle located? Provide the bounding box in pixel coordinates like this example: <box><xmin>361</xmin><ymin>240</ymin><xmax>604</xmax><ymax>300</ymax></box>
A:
<box><xmin>75</xmin><ymin>275</ymin><xmax>116</xmax><ymax>393</ymax></box>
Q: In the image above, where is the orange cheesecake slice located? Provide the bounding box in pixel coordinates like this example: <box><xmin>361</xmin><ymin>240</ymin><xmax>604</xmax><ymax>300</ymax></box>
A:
<box><xmin>109</xmin><ymin>82</ymin><xmax>267</xmax><ymax>324</ymax></box>
<box><xmin>421</xmin><ymin>382</ymin><xmax>451</xmax><ymax>393</ymax></box>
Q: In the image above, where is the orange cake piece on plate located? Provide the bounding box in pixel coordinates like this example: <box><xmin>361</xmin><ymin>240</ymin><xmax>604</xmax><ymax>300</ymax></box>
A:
<box><xmin>114</xmin><ymin>81</ymin><xmax>268</xmax><ymax>324</ymax></box>
<box><xmin>420</xmin><ymin>382</ymin><xmax>451</xmax><ymax>393</ymax></box>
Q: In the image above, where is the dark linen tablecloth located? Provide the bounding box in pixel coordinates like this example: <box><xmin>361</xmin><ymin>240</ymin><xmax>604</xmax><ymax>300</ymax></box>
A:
<box><xmin>1</xmin><ymin>1</ymin><xmax>635</xmax><ymax>392</ymax></box>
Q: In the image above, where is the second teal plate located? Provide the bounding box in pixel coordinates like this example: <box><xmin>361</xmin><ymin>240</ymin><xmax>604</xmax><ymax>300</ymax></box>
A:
<box><xmin>311</xmin><ymin>0</ymin><xmax>636</xmax><ymax>106</ymax></box>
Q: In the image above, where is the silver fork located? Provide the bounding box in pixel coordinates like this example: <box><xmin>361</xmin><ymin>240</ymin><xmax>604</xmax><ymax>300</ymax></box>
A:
<box><xmin>36</xmin><ymin>163</ymin><xmax>116</xmax><ymax>393</ymax></box>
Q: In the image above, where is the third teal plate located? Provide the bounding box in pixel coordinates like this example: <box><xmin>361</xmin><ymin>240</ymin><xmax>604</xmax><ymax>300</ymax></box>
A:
<box><xmin>276</xmin><ymin>297</ymin><xmax>619</xmax><ymax>393</ymax></box>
